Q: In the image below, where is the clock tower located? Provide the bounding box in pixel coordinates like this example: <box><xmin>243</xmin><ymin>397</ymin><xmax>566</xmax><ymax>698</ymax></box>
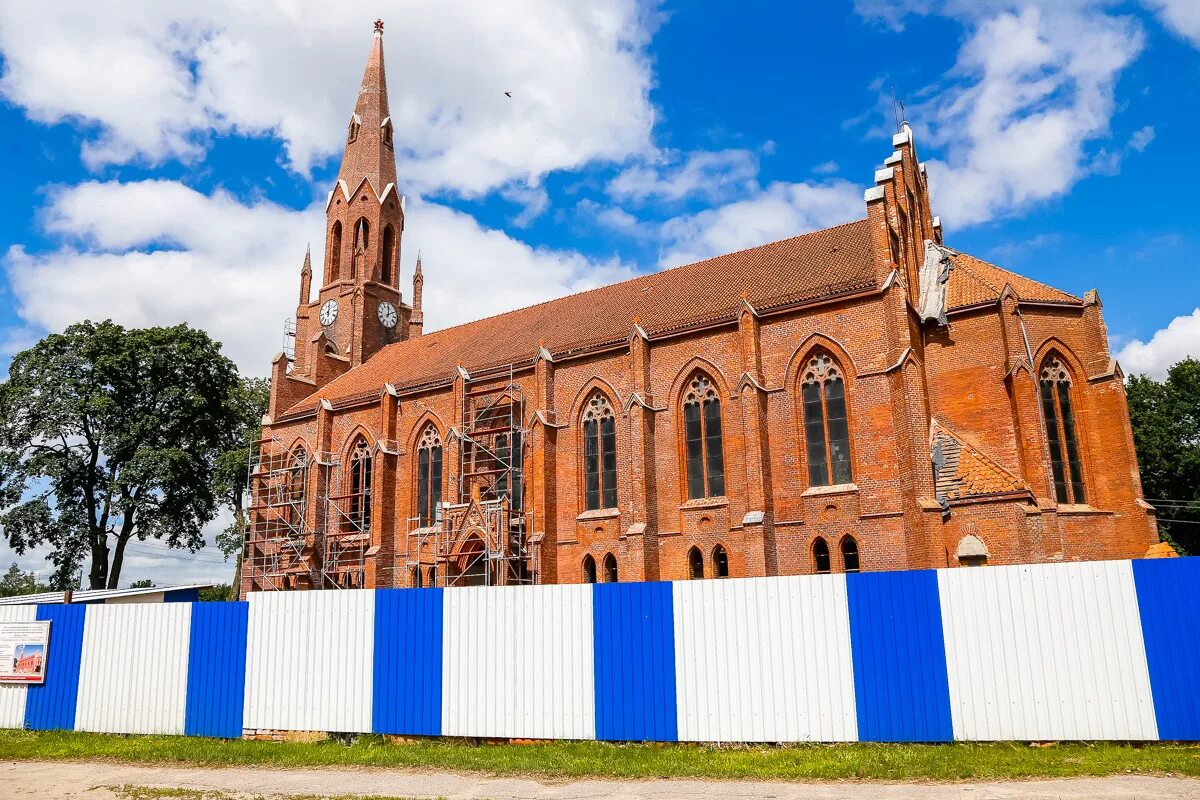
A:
<box><xmin>278</xmin><ymin>19</ymin><xmax>412</xmax><ymax>407</ymax></box>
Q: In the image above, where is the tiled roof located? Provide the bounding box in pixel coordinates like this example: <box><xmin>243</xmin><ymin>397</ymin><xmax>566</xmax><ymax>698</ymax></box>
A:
<box><xmin>947</xmin><ymin>253</ymin><xmax>1080</xmax><ymax>311</ymax></box>
<box><xmin>282</xmin><ymin>219</ymin><xmax>878</xmax><ymax>414</ymax></box>
<box><xmin>931</xmin><ymin>420</ymin><xmax>1029</xmax><ymax>501</ymax></box>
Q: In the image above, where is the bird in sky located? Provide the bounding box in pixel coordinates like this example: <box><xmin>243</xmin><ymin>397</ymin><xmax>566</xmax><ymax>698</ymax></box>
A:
<box><xmin>504</xmin><ymin>91</ymin><xmax>512</xmax><ymax>98</ymax></box>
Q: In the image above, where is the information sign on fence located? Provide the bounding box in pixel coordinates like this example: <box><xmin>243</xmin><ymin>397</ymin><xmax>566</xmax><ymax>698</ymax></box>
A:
<box><xmin>0</xmin><ymin>620</ymin><xmax>50</xmax><ymax>683</ymax></box>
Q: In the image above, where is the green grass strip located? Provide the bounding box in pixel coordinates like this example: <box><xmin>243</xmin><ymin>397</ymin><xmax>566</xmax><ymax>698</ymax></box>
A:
<box><xmin>4</xmin><ymin>730</ymin><xmax>1200</xmax><ymax>782</ymax></box>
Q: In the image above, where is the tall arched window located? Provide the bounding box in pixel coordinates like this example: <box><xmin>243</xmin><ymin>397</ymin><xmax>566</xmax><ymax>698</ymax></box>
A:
<box><xmin>812</xmin><ymin>537</ymin><xmax>831</xmax><ymax>574</ymax></box>
<box><xmin>416</xmin><ymin>425</ymin><xmax>443</xmax><ymax>527</ymax></box>
<box><xmin>603</xmin><ymin>553</ymin><xmax>618</xmax><ymax>583</ymax></box>
<box><xmin>351</xmin><ymin>218</ymin><xmax>370</xmax><ymax>279</ymax></box>
<box><xmin>1040</xmin><ymin>356</ymin><xmax>1086</xmax><ymax>504</ymax></box>
<box><xmin>348</xmin><ymin>437</ymin><xmax>373</xmax><ymax>532</ymax></box>
<box><xmin>328</xmin><ymin>222</ymin><xmax>342</xmax><ymax>282</ymax></box>
<box><xmin>582</xmin><ymin>555</ymin><xmax>597</xmax><ymax>584</ymax></box>
<box><xmin>381</xmin><ymin>224</ymin><xmax>395</xmax><ymax>285</ymax></box>
<box><xmin>688</xmin><ymin>546</ymin><xmax>704</xmax><ymax>579</ymax></box>
<box><xmin>801</xmin><ymin>351</ymin><xmax>852</xmax><ymax>486</ymax></box>
<box><xmin>713</xmin><ymin>544</ymin><xmax>729</xmax><ymax>578</ymax></box>
<box><xmin>683</xmin><ymin>373</ymin><xmax>725</xmax><ymax>499</ymax></box>
<box><xmin>841</xmin><ymin>536</ymin><xmax>860</xmax><ymax>573</ymax></box>
<box><xmin>582</xmin><ymin>392</ymin><xmax>618</xmax><ymax>510</ymax></box>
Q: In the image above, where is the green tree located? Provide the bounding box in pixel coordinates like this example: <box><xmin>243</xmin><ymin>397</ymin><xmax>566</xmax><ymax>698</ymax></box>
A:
<box><xmin>0</xmin><ymin>320</ymin><xmax>242</xmax><ymax>589</ymax></box>
<box><xmin>127</xmin><ymin>579</ymin><xmax>156</xmax><ymax>589</ymax></box>
<box><xmin>1128</xmin><ymin>358</ymin><xmax>1200</xmax><ymax>554</ymax></box>
<box><xmin>198</xmin><ymin>583</ymin><xmax>232</xmax><ymax>602</ymax></box>
<box><xmin>212</xmin><ymin>377</ymin><xmax>271</xmax><ymax>591</ymax></box>
<box><xmin>0</xmin><ymin>562</ymin><xmax>46</xmax><ymax>597</ymax></box>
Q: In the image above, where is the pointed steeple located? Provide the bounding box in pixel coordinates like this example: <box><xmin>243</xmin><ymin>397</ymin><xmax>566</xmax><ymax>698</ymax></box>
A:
<box><xmin>410</xmin><ymin>251</ymin><xmax>424</xmax><ymax>337</ymax></box>
<box><xmin>299</xmin><ymin>244</ymin><xmax>312</xmax><ymax>304</ymax></box>
<box><xmin>337</xmin><ymin>19</ymin><xmax>397</xmax><ymax>196</ymax></box>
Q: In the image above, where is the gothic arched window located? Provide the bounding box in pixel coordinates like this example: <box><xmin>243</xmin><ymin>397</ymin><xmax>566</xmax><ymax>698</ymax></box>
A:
<box><xmin>1040</xmin><ymin>356</ymin><xmax>1086</xmax><ymax>504</ymax></box>
<box><xmin>688</xmin><ymin>546</ymin><xmax>704</xmax><ymax>580</ymax></box>
<box><xmin>416</xmin><ymin>425</ymin><xmax>443</xmax><ymax>527</ymax></box>
<box><xmin>682</xmin><ymin>373</ymin><xmax>725</xmax><ymax>499</ymax></box>
<box><xmin>381</xmin><ymin>224</ymin><xmax>395</xmax><ymax>285</ymax></box>
<box><xmin>812</xmin><ymin>537</ymin><xmax>831</xmax><ymax>574</ymax></box>
<box><xmin>582</xmin><ymin>555</ymin><xmax>597</xmax><ymax>584</ymax></box>
<box><xmin>713</xmin><ymin>544</ymin><xmax>729</xmax><ymax>578</ymax></box>
<box><xmin>603</xmin><ymin>553</ymin><xmax>618</xmax><ymax>583</ymax></box>
<box><xmin>328</xmin><ymin>222</ymin><xmax>342</xmax><ymax>282</ymax></box>
<box><xmin>841</xmin><ymin>535</ymin><xmax>860</xmax><ymax>573</ymax></box>
<box><xmin>801</xmin><ymin>351</ymin><xmax>852</xmax><ymax>487</ymax></box>
<box><xmin>348</xmin><ymin>437</ymin><xmax>373</xmax><ymax>532</ymax></box>
<box><xmin>582</xmin><ymin>392</ymin><xmax>618</xmax><ymax>511</ymax></box>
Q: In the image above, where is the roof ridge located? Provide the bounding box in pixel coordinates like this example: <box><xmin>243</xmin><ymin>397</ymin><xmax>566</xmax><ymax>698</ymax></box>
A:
<box><xmin>954</xmin><ymin>250</ymin><xmax>1082</xmax><ymax>303</ymax></box>
<box><xmin>394</xmin><ymin>218</ymin><xmax>871</xmax><ymax>344</ymax></box>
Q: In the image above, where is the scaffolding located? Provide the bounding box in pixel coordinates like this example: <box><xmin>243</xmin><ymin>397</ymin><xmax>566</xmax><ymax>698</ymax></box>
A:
<box><xmin>404</xmin><ymin>365</ymin><xmax>538</xmax><ymax>587</ymax></box>
<box><xmin>243</xmin><ymin>436</ymin><xmax>312</xmax><ymax>592</ymax></box>
<box><xmin>315</xmin><ymin>446</ymin><xmax>370</xmax><ymax>589</ymax></box>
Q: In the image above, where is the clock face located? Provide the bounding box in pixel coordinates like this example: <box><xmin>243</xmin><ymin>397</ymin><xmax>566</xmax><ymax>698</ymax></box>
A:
<box><xmin>377</xmin><ymin>301</ymin><xmax>398</xmax><ymax>329</ymax></box>
<box><xmin>319</xmin><ymin>299</ymin><xmax>338</xmax><ymax>326</ymax></box>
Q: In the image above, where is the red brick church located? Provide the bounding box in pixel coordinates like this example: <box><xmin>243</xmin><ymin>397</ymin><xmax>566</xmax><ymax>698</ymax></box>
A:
<box><xmin>242</xmin><ymin>22</ymin><xmax>1159</xmax><ymax>595</ymax></box>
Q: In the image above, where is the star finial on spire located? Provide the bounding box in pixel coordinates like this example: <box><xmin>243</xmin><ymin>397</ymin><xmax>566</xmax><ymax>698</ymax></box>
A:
<box><xmin>374</xmin><ymin>19</ymin><xmax>384</xmax><ymax>33</ymax></box>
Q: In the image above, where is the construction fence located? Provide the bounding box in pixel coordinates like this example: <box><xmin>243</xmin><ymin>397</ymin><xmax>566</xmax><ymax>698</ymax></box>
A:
<box><xmin>0</xmin><ymin>557</ymin><xmax>1197</xmax><ymax>742</ymax></box>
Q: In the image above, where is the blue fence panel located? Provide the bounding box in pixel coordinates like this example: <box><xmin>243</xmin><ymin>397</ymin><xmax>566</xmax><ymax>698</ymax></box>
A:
<box><xmin>593</xmin><ymin>581</ymin><xmax>678</xmax><ymax>742</ymax></box>
<box><xmin>24</xmin><ymin>604</ymin><xmax>87</xmax><ymax>731</ymax></box>
<box><xmin>1134</xmin><ymin>557</ymin><xmax>1200</xmax><ymax>740</ymax></box>
<box><xmin>847</xmin><ymin>570</ymin><xmax>953</xmax><ymax>742</ymax></box>
<box><xmin>372</xmin><ymin>588</ymin><xmax>443</xmax><ymax>735</ymax></box>
<box><xmin>184</xmin><ymin>602</ymin><xmax>249</xmax><ymax>738</ymax></box>
<box><xmin>165</xmin><ymin>588</ymin><xmax>201</xmax><ymax>603</ymax></box>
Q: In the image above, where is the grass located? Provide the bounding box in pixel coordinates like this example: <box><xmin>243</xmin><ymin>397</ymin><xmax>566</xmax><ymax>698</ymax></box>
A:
<box><xmin>108</xmin><ymin>789</ymin><xmax>419</xmax><ymax>800</ymax></box>
<box><xmin>4</xmin><ymin>729</ymin><xmax>1200</xmax><ymax>782</ymax></box>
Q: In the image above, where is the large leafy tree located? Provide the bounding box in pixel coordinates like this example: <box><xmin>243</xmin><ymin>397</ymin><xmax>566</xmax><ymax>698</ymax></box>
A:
<box><xmin>213</xmin><ymin>376</ymin><xmax>271</xmax><ymax>587</ymax></box>
<box><xmin>1127</xmin><ymin>358</ymin><xmax>1200</xmax><ymax>555</ymax></box>
<box><xmin>0</xmin><ymin>320</ymin><xmax>241</xmax><ymax>589</ymax></box>
<box><xmin>0</xmin><ymin>562</ymin><xmax>47</xmax><ymax>597</ymax></box>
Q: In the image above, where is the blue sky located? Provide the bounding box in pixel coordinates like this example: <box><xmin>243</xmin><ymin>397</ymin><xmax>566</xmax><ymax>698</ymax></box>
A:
<box><xmin>0</xmin><ymin>0</ymin><xmax>1197</xmax><ymax>585</ymax></box>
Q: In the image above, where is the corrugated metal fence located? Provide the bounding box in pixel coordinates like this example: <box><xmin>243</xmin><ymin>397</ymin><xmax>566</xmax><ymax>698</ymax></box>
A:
<box><xmin>2</xmin><ymin>558</ymin><xmax>1197</xmax><ymax>742</ymax></box>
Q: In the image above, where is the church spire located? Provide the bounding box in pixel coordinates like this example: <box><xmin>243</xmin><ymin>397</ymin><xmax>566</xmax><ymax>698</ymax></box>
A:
<box><xmin>410</xmin><ymin>251</ymin><xmax>424</xmax><ymax>337</ymax></box>
<box><xmin>337</xmin><ymin>19</ymin><xmax>397</xmax><ymax>195</ymax></box>
<box><xmin>299</xmin><ymin>244</ymin><xmax>312</xmax><ymax>304</ymax></box>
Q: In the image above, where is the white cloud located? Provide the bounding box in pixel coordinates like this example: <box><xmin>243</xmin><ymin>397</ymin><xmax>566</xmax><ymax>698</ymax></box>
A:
<box><xmin>608</xmin><ymin>148</ymin><xmax>760</xmax><ymax>204</ymax></box>
<box><xmin>1144</xmin><ymin>0</ymin><xmax>1200</xmax><ymax>47</ymax></box>
<box><xmin>657</xmin><ymin>179</ymin><xmax>864</xmax><ymax>268</ymax></box>
<box><xmin>5</xmin><ymin>180</ymin><xmax>638</xmax><ymax>376</ymax></box>
<box><xmin>1129</xmin><ymin>125</ymin><xmax>1156</xmax><ymax>152</ymax></box>
<box><xmin>0</xmin><ymin>2</ymin><xmax>657</xmax><ymax>195</ymax></box>
<box><xmin>856</xmin><ymin>2</ymin><xmax>1144</xmax><ymax>228</ymax></box>
<box><xmin>812</xmin><ymin>160</ymin><xmax>840</xmax><ymax>175</ymax></box>
<box><xmin>1117</xmin><ymin>309</ymin><xmax>1200</xmax><ymax>380</ymax></box>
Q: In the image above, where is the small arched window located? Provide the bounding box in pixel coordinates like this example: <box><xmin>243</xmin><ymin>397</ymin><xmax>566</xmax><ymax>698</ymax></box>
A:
<box><xmin>841</xmin><ymin>536</ymin><xmax>860</xmax><ymax>573</ymax></box>
<box><xmin>582</xmin><ymin>555</ymin><xmax>597</xmax><ymax>584</ymax></box>
<box><xmin>582</xmin><ymin>392</ymin><xmax>618</xmax><ymax>511</ymax></box>
<box><xmin>812</xmin><ymin>537</ymin><xmax>831</xmax><ymax>574</ymax></box>
<box><xmin>427</xmin><ymin>565</ymin><xmax>437</xmax><ymax>587</ymax></box>
<box><xmin>381</xmin><ymin>224</ymin><xmax>396</xmax><ymax>285</ymax></box>
<box><xmin>347</xmin><ymin>113</ymin><xmax>361</xmax><ymax>143</ymax></box>
<box><xmin>1040</xmin><ymin>356</ymin><xmax>1086</xmax><ymax>504</ymax></box>
<box><xmin>683</xmin><ymin>373</ymin><xmax>725</xmax><ymax>499</ymax></box>
<box><xmin>713</xmin><ymin>544</ymin><xmax>729</xmax><ymax>578</ymax></box>
<box><xmin>801</xmin><ymin>351</ymin><xmax>852</xmax><ymax>487</ymax></box>
<box><xmin>416</xmin><ymin>425</ymin><xmax>443</xmax><ymax>527</ymax></box>
<box><xmin>410</xmin><ymin>567</ymin><xmax>423</xmax><ymax>588</ymax></box>
<box><xmin>688</xmin><ymin>546</ymin><xmax>704</xmax><ymax>580</ymax></box>
<box><xmin>348</xmin><ymin>437</ymin><xmax>373</xmax><ymax>532</ymax></box>
<box><xmin>328</xmin><ymin>221</ymin><xmax>342</xmax><ymax>283</ymax></box>
<box><xmin>603</xmin><ymin>553</ymin><xmax>618</xmax><ymax>583</ymax></box>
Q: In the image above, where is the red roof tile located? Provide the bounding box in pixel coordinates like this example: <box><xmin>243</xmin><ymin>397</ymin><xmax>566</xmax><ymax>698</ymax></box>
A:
<box><xmin>947</xmin><ymin>253</ymin><xmax>1080</xmax><ymax>311</ymax></box>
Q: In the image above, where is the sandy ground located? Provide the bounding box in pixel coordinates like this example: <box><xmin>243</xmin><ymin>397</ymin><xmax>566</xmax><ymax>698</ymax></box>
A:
<box><xmin>5</xmin><ymin>761</ymin><xmax>1200</xmax><ymax>800</ymax></box>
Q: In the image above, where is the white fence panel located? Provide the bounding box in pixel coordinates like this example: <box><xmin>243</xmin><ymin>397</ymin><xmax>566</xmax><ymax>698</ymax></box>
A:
<box><xmin>244</xmin><ymin>589</ymin><xmax>374</xmax><ymax>733</ymax></box>
<box><xmin>939</xmin><ymin>560</ymin><xmax>1157</xmax><ymax>740</ymax></box>
<box><xmin>673</xmin><ymin>575</ymin><xmax>858</xmax><ymax>742</ymax></box>
<box><xmin>442</xmin><ymin>584</ymin><xmax>594</xmax><ymax>739</ymax></box>
<box><xmin>0</xmin><ymin>605</ymin><xmax>37</xmax><ymax>728</ymax></box>
<box><xmin>74</xmin><ymin>603</ymin><xmax>191</xmax><ymax>734</ymax></box>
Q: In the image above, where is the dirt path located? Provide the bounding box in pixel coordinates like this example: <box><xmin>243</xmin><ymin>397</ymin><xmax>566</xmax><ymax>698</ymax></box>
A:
<box><xmin>5</xmin><ymin>760</ymin><xmax>1200</xmax><ymax>800</ymax></box>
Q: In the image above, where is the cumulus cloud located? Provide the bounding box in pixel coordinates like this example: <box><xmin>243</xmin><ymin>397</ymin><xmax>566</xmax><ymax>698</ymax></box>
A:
<box><xmin>607</xmin><ymin>148</ymin><xmax>761</xmax><ymax>204</ymax></box>
<box><xmin>855</xmin><ymin>2</ymin><xmax>1144</xmax><ymax>227</ymax></box>
<box><xmin>657</xmin><ymin>179</ymin><xmax>864</xmax><ymax>268</ymax></box>
<box><xmin>1143</xmin><ymin>0</ymin><xmax>1200</xmax><ymax>47</ymax></box>
<box><xmin>1117</xmin><ymin>309</ymin><xmax>1200</xmax><ymax>380</ymax></box>
<box><xmin>0</xmin><ymin>2</ymin><xmax>657</xmax><ymax>195</ymax></box>
<box><xmin>5</xmin><ymin>180</ymin><xmax>638</xmax><ymax>376</ymax></box>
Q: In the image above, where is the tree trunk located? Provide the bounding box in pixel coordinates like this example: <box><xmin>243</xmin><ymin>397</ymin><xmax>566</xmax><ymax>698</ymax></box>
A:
<box><xmin>89</xmin><ymin>535</ymin><xmax>108</xmax><ymax>590</ymax></box>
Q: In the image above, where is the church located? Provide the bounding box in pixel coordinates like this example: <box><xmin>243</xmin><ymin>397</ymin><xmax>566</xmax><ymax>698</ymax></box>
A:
<box><xmin>242</xmin><ymin>22</ymin><xmax>1159</xmax><ymax>595</ymax></box>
